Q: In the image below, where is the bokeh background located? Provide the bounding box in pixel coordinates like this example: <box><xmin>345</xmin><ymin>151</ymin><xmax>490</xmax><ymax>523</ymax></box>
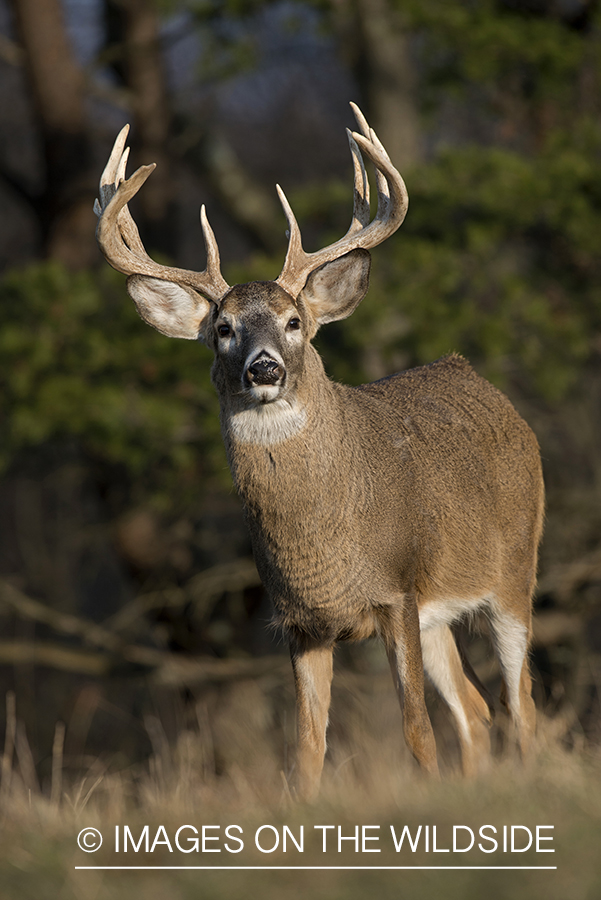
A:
<box><xmin>0</xmin><ymin>0</ymin><xmax>601</xmax><ymax>831</ymax></box>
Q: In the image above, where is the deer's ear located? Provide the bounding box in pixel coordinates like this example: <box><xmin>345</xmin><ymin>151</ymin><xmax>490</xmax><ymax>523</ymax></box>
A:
<box><xmin>298</xmin><ymin>248</ymin><xmax>371</xmax><ymax>325</ymax></box>
<box><xmin>126</xmin><ymin>275</ymin><xmax>213</xmax><ymax>340</ymax></box>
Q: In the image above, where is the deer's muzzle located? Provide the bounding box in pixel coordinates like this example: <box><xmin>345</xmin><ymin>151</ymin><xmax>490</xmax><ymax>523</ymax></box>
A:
<box><xmin>246</xmin><ymin>354</ymin><xmax>285</xmax><ymax>387</ymax></box>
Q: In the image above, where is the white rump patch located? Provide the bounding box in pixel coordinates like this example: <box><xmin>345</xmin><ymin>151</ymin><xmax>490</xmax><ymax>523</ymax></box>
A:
<box><xmin>229</xmin><ymin>399</ymin><xmax>307</xmax><ymax>445</ymax></box>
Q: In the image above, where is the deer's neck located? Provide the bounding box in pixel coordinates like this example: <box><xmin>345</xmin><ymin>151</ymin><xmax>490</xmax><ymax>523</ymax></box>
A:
<box><xmin>221</xmin><ymin>351</ymin><xmax>359</xmax><ymax>517</ymax></box>
<box><xmin>221</xmin><ymin>358</ymin><xmax>380</xmax><ymax>634</ymax></box>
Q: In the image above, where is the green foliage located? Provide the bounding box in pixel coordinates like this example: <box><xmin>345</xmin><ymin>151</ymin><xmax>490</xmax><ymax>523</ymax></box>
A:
<box><xmin>313</xmin><ymin>130</ymin><xmax>601</xmax><ymax>401</ymax></box>
<box><xmin>0</xmin><ymin>263</ymin><xmax>226</xmax><ymax>502</ymax></box>
<box><xmin>403</xmin><ymin>0</ymin><xmax>591</xmax><ymax>109</ymax></box>
<box><xmin>405</xmin><ymin>137</ymin><xmax>598</xmax><ymax>392</ymax></box>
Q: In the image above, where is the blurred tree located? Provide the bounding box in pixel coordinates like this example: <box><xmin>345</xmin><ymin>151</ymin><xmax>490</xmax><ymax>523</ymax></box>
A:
<box><xmin>7</xmin><ymin>0</ymin><xmax>97</xmax><ymax>267</ymax></box>
<box><xmin>104</xmin><ymin>0</ymin><xmax>177</xmax><ymax>254</ymax></box>
<box><xmin>330</xmin><ymin>0</ymin><xmax>423</xmax><ymax>167</ymax></box>
<box><xmin>0</xmin><ymin>261</ymin><xmax>223</xmax><ymax>497</ymax></box>
<box><xmin>4</xmin><ymin>0</ymin><xmax>180</xmax><ymax>265</ymax></box>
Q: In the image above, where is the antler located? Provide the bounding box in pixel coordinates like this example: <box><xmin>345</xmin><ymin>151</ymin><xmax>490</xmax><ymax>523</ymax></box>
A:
<box><xmin>276</xmin><ymin>102</ymin><xmax>409</xmax><ymax>299</ymax></box>
<box><xmin>94</xmin><ymin>125</ymin><xmax>230</xmax><ymax>303</ymax></box>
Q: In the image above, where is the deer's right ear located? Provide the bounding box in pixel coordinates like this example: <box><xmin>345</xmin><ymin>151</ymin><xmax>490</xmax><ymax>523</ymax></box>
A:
<box><xmin>126</xmin><ymin>275</ymin><xmax>213</xmax><ymax>341</ymax></box>
<box><xmin>298</xmin><ymin>248</ymin><xmax>371</xmax><ymax>326</ymax></box>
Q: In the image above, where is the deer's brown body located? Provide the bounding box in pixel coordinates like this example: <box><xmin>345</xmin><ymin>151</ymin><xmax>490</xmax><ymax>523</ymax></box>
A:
<box><xmin>95</xmin><ymin>105</ymin><xmax>544</xmax><ymax>800</ymax></box>
<box><xmin>228</xmin><ymin>351</ymin><xmax>541</xmax><ymax>645</ymax></box>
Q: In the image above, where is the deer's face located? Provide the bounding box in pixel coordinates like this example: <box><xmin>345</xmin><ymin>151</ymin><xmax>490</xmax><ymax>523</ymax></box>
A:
<box><xmin>123</xmin><ymin>247</ymin><xmax>370</xmax><ymax>445</ymax></box>
<box><xmin>97</xmin><ymin>104</ymin><xmax>402</xmax><ymax>443</ymax></box>
<box><xmin>207</xmin><ymin>282</ymin><xmax>311</xmax><ymax>410</ymax></box>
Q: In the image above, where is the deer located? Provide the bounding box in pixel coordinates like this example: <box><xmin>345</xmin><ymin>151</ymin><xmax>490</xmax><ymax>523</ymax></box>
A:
<box><xmin>94</xmin><ymin>104</ymin><xmax>544</xmax><ymax>801</ymax></box>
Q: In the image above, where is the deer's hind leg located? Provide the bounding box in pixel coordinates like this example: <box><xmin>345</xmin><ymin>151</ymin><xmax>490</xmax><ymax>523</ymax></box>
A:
<box><xmin>381</xmin><ymin>594</ymin><xmax>439</xmax><ymax>777</ymax></box>
<box><xmin>420</xmin><ymin>623</ymin><xmax>493</xmax><ymax>776</ymax></box>
<box><xmin>488</xmin><ymin>602</ymin><xmax>536</xmax><ymax>760</ymax></box>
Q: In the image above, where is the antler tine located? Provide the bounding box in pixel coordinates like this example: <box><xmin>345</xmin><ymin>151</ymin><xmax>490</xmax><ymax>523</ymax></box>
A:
<box><xmin>94</xmin><ymin>125</ymin><xmax>150</xmax><ymax>260</ymax></box>
<box><xmin>349</xmin><ymin>101</ymin><xmax>369</xmax><ymax>139</ymax></box>
<box><xmin>347</xmin><ymin>130</ymin><xmax>370</xmax><ymax>234</ymax></box>
<box><xmin>276</xmin><ymin>183</ymin><xmax>305</xmax><ymax>274</ymax></box>
<box><xmin>348</xmin><ymin>101</ymin><xmax>389</xmax><ymax>219</ymax></box>
<box><xmin>116</xmin><ymin>145</ymin><xmax>130</xmax><ymax>186</ymax></box>
<box><xmin>347</xmin><ymin>102</ymin><xmax>405</xmax><ymax>224</ymax></box>
<box><xmin>200</xmin><ymin>205</ymin><xmax>227</xmax><ymax>286</ymax></box>
<box><xmin>95</xmin><ymin>124</ymin><xmax>130</xmax><ymax>212</ymax></box>
<box><xmin>367</xmin><ymin>126</ymin><xmax>393</xmax><ymax>216</ymax></box>
<box><xmin>94</xmin><ymin>129</ymin><xmax>230</xmax><ymax>303</ymax></box>
<box><xmin>276</xmin><ymin>103</ymin><xmax>408</xmax><ymax>300</ymax></box>
<box><xmin>351</xmin><ymin>131</ymin><xmax>406</xmax><ymax>224</ymax></box>
<box><xmin>95</xmin><ymin>162</ymin><xmax>159</xmax><ymax>272</ymax></box>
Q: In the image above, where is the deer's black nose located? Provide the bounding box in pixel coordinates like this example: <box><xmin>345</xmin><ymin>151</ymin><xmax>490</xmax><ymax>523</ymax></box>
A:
<box><xmin>247</xmin><ymin>356</ymin><xmax>285</xmax><ymax>386</ymax></box>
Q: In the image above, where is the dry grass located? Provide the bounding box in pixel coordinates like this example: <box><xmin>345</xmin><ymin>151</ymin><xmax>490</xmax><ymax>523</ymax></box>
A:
<box><xmin>0</xmin><ymin>669</ymin><xmax>600</xmax><ymax>900</ymax></box>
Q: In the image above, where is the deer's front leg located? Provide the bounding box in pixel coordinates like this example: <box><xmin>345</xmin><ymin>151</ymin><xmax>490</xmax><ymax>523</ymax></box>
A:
<box><xmin>290</xmin><ymin>638</ymin><xmax>334</xmax><ymax>801</ymax></box>
<box><xmin>382</xmin><ymin>594</ymin><xmax>440</xmax><ymax>778</ymax></box>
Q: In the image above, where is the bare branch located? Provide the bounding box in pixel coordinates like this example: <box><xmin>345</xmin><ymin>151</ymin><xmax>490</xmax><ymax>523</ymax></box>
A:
<box><xmin>106</xmin><ymin>557</ymin><xmax>261</xmax><ymax>632</ymax></box>
<box><xmin>0</xmin><ymin>580</ymin><xmax>124</xmax><ymax>653</ymax></box>
<box><xmin>0</xmin><ymin>639</ymin><xmax>287</xmax><ymax>687</ymax></box>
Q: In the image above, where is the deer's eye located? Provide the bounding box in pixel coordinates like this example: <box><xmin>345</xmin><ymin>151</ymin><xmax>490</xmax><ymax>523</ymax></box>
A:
<box><xmin>287</xmin><ymin>317</ymin><xmax>301</xmax><ymax>331</ymax></box>
<box><xmin>217</xmin><ymin>323</ymin><xmax>232</xmax><ymax>337</ymax></box>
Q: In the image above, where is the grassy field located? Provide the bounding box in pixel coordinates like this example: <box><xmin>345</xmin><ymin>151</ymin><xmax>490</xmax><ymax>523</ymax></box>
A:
<box><xmin>0</xmin><ymin>665</ymin><xmax>600</xmax><ymax>900</ymax></box>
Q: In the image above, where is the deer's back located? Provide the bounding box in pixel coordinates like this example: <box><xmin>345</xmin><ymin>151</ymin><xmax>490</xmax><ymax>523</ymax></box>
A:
<box><xmin>344</xmin><ymin>354</ymin><xmax>544</xmax><ymax>609</ymax></box>
<box><xmin>352</xmin><ymin>354</ymin><xmax>540</xmax><ymax>483</ymax></box>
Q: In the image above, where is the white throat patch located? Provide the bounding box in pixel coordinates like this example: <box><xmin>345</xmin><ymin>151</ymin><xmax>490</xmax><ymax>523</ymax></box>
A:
<box><xmin>228</xmin><ymin>399</ymin><xmax>307</xmax><ymax>446</ymax></box>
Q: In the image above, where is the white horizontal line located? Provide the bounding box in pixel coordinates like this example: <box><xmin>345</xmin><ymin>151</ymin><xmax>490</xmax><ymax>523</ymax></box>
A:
<box><xmin>75</xmin><ymin>866</ymin><xmax>558</xmax><ymax>871</ymax></box>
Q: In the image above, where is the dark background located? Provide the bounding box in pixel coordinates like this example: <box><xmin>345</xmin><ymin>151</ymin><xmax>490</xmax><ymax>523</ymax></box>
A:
<box><xmin>0</xmin><ymin>0</ymin><xmax>600</xmax><ymax>786</ymax></box>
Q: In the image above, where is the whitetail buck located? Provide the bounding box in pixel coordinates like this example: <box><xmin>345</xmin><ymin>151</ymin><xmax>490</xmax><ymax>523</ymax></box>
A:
<box><xmin>95</xmin><ymin>104</ymin><xmax>544</xmax><ymax>800</ymax></box>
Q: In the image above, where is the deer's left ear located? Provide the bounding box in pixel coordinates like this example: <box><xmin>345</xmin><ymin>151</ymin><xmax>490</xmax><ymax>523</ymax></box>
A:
<box><xmin>298</xmin><ymin>248</ymin><xmax>371</xmax><ymax>325</ymax></box>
